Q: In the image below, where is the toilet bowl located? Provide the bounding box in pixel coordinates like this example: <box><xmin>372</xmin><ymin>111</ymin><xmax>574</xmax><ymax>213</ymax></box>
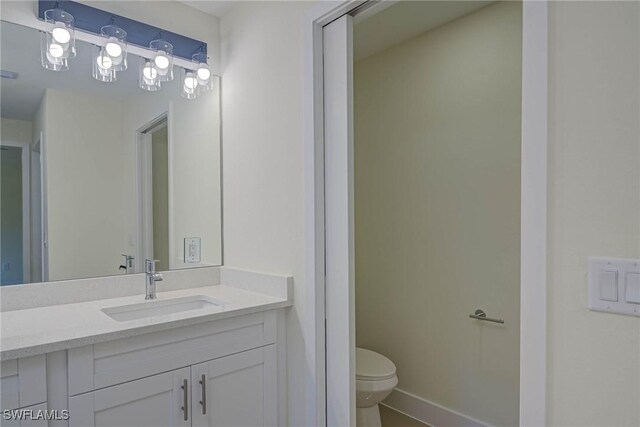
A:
<box><xmin>356</xmin><ymin>348</ymin><xmax>398</xmax><ymax>427</ymax></box>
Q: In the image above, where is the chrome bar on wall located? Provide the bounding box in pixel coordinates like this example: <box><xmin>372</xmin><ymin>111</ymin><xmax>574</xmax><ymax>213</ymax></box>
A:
<box><xmin>469</xmin><ymin>309</ymin><xmax>505</xmax><ymax>324</ymax></box>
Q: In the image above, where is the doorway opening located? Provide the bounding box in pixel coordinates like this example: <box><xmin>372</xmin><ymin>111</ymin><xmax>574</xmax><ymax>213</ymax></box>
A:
<box><xmin>351</xmin><ymin>2</ymin><xmax>522</xmax><ymax>426</ymax></box>
<box><xmin>305</xmin><ymin>1</ymin><xmax>548</xmax><ymax>426</ymax></box>
<box><xmin>0</xmin><ymin>141</ymin><xmax>31</xmax><ymax>285</ymax></box>
<box><xmin>137</xmin><ymin>116</ymin><xmax>170</xmax><ymax>272</ymax></box>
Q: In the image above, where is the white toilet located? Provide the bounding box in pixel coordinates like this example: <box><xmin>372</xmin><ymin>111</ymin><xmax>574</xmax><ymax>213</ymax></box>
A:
<box><xmin>356</xmin><ymin>347</ymin><xmax>398</xmax><ymax>427</ymax></box>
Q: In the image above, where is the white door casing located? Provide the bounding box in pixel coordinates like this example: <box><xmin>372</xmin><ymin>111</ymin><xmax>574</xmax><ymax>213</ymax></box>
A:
<box><xmin>309</xmin><ymin>1</ymin><xmax>548</xmax><ymax>425</ymax></box>
<box><xmin>323</xmin><ymin>14</ymin><xmax>356</xmax><ymax>427</ymax></box>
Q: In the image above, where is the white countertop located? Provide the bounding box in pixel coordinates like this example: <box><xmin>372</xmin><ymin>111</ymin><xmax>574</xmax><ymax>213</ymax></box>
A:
<box><xmin>1</xmin><ymin>284</ymin><xmax>291</xmax><ymax>361</ymax></box>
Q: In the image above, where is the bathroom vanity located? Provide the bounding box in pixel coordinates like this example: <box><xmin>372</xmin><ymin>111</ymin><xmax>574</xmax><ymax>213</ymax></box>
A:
<box><xmin>0</xmin><ymin>5</ymin><xmax>292</xmax><ymax>427</ymax></box>
<box><xmin>1</xmin><ymin>268</ymin><xmax>291</xmax><ymax>427</ymax></box>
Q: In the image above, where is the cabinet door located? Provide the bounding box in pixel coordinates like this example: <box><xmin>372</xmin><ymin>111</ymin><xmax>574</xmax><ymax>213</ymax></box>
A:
<box><xmin>69</xmin><ymin>367</ymin><xmax>190</xmax><ymax>427</ymax></box>
<box><xmin>191</xmin><ymin>345</ymin><xmax>277</xmax><ymax>427</ymax></box>
<box><xmin>1</xmin><ymin>403</ymin><xmax>48</xmax><ymax>427</ymax></box>
<box><xmin>1</xmin><ymin>356</ymin><xmax>47</xmax><ymax>411</ymax></box>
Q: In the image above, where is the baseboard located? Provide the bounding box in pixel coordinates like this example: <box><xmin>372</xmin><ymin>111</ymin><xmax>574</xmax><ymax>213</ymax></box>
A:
<box><xmin>382</xmin><ymin>388</ymin><xmax>489</xmax><ymax>427</ymax></box>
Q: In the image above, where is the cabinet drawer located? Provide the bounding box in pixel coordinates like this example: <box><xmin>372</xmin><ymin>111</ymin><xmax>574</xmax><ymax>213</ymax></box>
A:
<box><xmin>0</xmin><ymin>356</ymin><xmax>46</xmax><ymax>410</ymax></box>
<box><xmin>68</xmin><ymin>310</ymin><xmax>277</xmax><ymax>396</ymax></box>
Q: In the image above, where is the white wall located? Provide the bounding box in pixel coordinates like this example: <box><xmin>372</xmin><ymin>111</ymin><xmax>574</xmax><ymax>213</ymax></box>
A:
<box><xmin>35</xmin><ymin>85</ymin><xmax>221</xmax><ymax>281</ymax></box>
<box><xmin>1</xmin><ymin>118</ymin><xmax>32</xmax><ymax>144</ymax></box>
<box><xmin>547</xmin><ymin>2</ymin><xmax>640</xmax><ymax>426</ymax></box>
<box><xmin>120</xmin><ymin>82</ymin><xmax>222</xmax><ymax>271</ymax></box>
<box><xmin>221</xmin><ymin>1</ymin><xmax>640</xmax><ymax>426</ymax></box>
<box><xmin>169</xmin><ymin>86</ymin><xmax>222</xmax><ymax>269</ymax></box>
<box><xmin>220</xmin><ymin>2</ymin><xmax>315</xmax><ymax>425</ymax></box>
<box><xmin>354</xmin><ymin>3</ymin><xmax>521</xmax><ymax>425</ymax></box>
<box><xmin>41</xmin><ymin>89</ymin><xmax>129</xmax><ymax>281</ymax></box>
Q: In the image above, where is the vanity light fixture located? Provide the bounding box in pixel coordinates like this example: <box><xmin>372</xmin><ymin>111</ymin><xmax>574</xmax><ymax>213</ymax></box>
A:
<box><xmin>40</xmin><ymin>8</ymin><xmax>75</xmax><ymax>71</ymax></box>
<box><xmin>180</xmin><ymin>51</ymin><xmax>214</xmax><ymax>99</ymax></box>
<box><xmin>93</xmin><ymin>46</ymin><xmax>116</xmax><ymax>82</ymax></box>
<box><xmin>36</xmin><ymin>1</ymin><xmax>213</xmax><ymax>94</ymax></box>
<box><xmin>193</xmin><ymin>51</ymin><xmax>214</xmax><ymax>93</ymax></box>
<box><xmin>139</xmin><ymin>39</ymin><xmax>174</xmax><ymax>91</ymax></box>
<box><xmin>181</xmin><ymin>69</ymin><xmax>198</xmax><ymax>99</ymax></box>
<box><xmin>139</xmin><ymin>58</ymin><xmax>161</xmax><ymax>91</ymax></box>
<box><xmin>92</xmin><ymin>25</ymin><xmax>127</xmax><ymax>83</ymax></box>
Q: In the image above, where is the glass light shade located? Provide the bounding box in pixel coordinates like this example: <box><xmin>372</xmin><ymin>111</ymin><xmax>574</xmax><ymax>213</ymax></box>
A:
<box><xmin>139</xmin><ymin>57</ymin><xmax>161</xmax><ymax>91</ymax></box>
<box><xmin>181</xmin><ymin>70</ymin><xmax>198</xmax><ymax>99</ymax></box>
<box><xmin>92</xmin><ymin>45</ymin><xmax>116</xmax><ymax>82</ymax></box>
<box><xmin>192</xmin><ymin>52</ymin><xmax>214</xmax><ymax>92</ymax></box>
<box><xmin>41</xmin><ymin>9</ymin><xmax>75</xmax><ymax>71</ymax></box>
<box><xmin>149</xmin><ymin>39</ymin><xmax>174</xmax><ymax>82</ymax></box>
<box><xmin>41</xmin><ymin>31</ymin><xmax>68</xmax><ymax>71</ymax></box>
<box><xmin>100</xmin><ymin>25</ymin><xmax>127</xmax><ymax>72</ymax></box>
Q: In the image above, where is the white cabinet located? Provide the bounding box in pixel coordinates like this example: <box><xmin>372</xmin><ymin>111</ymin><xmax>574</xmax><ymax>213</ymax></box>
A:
<box><xmin>0</xmin><ymin>356</ymin><xmax>47</xmax><ymax>411</ymax></box>
<box><xmin>69</xmin><ymin>346</ymin><xmax>277</xmax><ymax>427</ymax></box>
<box><xmin>68</xmin><ymin>311</ymin><xmax>276</xmax><ymax>396</ymax></box>
<box><xmin>2</xmin><ymin>310</ymin><xmax>285</xmax><ymax>426</ymax></box>
<box><xmin>69</xmin><ymin>367</ymin><xmax>191</xmax><ymax>427</ymax></box>
<box><xmin>1</xmin><ymin>403</ymin><xmax>49</xmax><ymax>427</ymax></box>
<box><xmin>62</xmin><ymin>310</ymin><xmax>285</xmax><ymax>427</ymax></box>
<box><xmin>191</xmin><ymin>345</ymin><xmax>277</xmax><ymax>427</ymax></box>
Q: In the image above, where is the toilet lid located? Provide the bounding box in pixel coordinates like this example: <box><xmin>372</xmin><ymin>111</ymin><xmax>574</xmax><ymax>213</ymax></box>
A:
<box><xmin>356</xmin><ymin>348</ymin><xmax>396</xmax><ymax>380</ymax></box>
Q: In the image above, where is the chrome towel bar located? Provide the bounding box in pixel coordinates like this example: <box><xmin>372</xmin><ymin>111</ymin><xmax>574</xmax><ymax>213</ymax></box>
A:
<box><xmin>469</xmin><ymin>309</ymin><xmax>504</xmax><ymax>324</ymax></box>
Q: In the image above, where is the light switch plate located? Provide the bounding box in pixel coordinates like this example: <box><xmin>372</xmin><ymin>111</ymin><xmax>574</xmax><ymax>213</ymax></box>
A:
<box><xmin>625</xmin><ymin>272</ymin><xmax>640</xmax><ymax>304</ymax></box>
<box><xmin>598</xmin><ymin>270</ymin><xmax>618</xmax><ymax>301</ymax></box>
<box><xmin>588</xmin><ymin>257</ymin><xmax>640</xmax><ymax>317</ymax></box>
<box><xmin>184</xmin><ymin>237</ymin><xmax>201</xmax><ymax>263</ymax></box>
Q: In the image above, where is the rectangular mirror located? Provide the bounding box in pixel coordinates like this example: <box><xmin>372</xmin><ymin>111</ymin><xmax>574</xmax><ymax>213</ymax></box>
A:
<box><xmin>0</xmin><ymin>20</ymin><xmax>222</xmax><ymax>286</ymax></box>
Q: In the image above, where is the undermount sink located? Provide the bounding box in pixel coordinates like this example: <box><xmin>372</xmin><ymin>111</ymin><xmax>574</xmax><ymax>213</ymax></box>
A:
<box><xmin>102</xmin><ymin>295</ymin><xmax>225</xmax><ymax>322</ymax></box>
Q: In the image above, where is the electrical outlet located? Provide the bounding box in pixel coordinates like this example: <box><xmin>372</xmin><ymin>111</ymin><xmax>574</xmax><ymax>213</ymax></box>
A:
<box><xmin>184</xmin><ymin>237</ymin><xmax>201</xmax><ymax>263</ymax></box>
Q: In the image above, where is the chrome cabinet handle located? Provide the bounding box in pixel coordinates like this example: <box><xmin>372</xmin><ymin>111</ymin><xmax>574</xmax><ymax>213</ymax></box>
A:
<box><xmin>469</xmin><ymin>309</ymin><xmax>504</xmax><ymax>324</ymax></box>
<box><xmin>181</xmin><ymin>379</ymin><xmax>188</xmax><ymax>421</ymax></box>
<box><xmin>199</xmin><ymin>374</ymin><xmax>207</xmax><ymax>415</ymax></box>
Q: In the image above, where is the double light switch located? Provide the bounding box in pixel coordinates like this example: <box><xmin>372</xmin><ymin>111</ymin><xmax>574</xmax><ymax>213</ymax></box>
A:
<box><xmin>588</xmin><ymin>257</ymin><xmax>640</xmax><ymax>317</ymax></box>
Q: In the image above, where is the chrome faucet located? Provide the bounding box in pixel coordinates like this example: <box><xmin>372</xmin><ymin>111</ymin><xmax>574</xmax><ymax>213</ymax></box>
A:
<box><xmin>145</xmin><ymin>259</ymin><xmax>163</xmax><ymax>300</ymax></box>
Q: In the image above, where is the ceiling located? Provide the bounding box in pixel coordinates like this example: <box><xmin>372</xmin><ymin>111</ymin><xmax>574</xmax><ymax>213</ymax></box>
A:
<box><xmin>354</xmin><ymin>1</ymin><xmax>494</xmax><ymax>61</ymax></box>
<box><xmin>0</xmin><ymin>21</ymin><xmax>182</xmax><ymax>121</ymax></box>
<box><xmin>178</xmin><ymin>1</ymin><xmax>238</xmax><ymax>17</ymax></box>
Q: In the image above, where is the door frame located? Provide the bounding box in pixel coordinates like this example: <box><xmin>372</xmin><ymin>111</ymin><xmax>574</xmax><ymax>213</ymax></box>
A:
<box><xmin>1</xmin><ymin>140</ymin><xmax>31</xmax><ymax>283</ymax></box>
<box><xmin>37</xmin><ymin>132</ymin><xmax>49</xmax><ymax>282</ymax></box>
<box><xmin>31</xmin><ymin>136</ymin><xmax>46</xmax><ymax>282</ymax></box>
<box><xmin>304</xmin><ymin>1</ymin><xmax>548</xmax><ymax>426</ymax></box>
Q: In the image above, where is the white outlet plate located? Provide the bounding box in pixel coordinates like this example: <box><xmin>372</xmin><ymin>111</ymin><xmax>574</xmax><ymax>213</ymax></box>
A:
<box><xmin>588</xmin><ymin>257</ymin><xmax>640</xmax><ymax>317</ymax></box>
<box><xmin>184</xmin><ymin>237</ymin><xmax>201</xmax><ymax>263</ymax></box>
